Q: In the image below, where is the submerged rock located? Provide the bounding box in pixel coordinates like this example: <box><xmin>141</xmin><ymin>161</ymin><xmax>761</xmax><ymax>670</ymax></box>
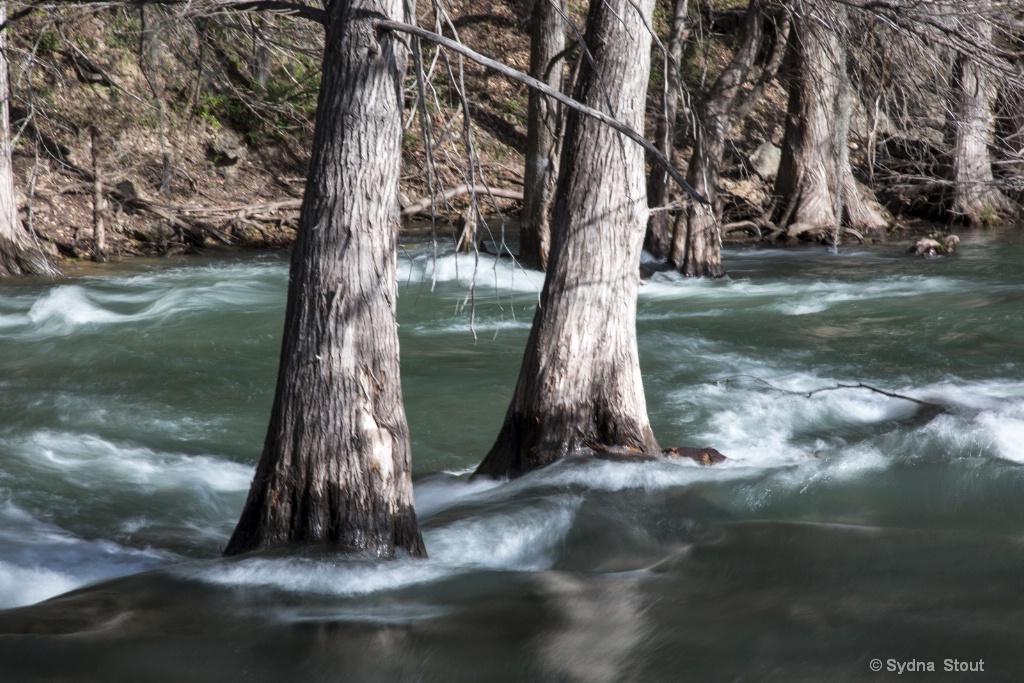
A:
<box><xmin>663</xmin><ymin>446</ymin><xmax>728</xmax><ymax>465</ymax></box>
<box><xmin>910</xmin><ymin>233</ymin><xmax>960</xmax><ymax>257</ymax></box>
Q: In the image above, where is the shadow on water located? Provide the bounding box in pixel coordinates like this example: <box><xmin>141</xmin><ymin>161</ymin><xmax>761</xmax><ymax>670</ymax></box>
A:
<box><xmin>1</xmin><ymin>518</ymin><xmax>1022</xmax><ymax>682</ymax></box>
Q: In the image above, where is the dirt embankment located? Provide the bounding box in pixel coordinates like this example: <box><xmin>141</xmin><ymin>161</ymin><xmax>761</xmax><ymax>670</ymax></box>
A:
<box><xmin>9</xmin><ymin>4</ymin><xmax>968</xmax><ymax>267</ymax></box>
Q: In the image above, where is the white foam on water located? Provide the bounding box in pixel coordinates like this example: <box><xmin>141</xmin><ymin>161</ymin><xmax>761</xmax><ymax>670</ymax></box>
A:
<box><xmin>26</xmin><ymin>285</ymin><xmax>128</xmax><ymax>334</ymax></box>
<box><xmin>414</xmin><ymin>473</ymin><xmax>504</xmax><ymax>518</ymax></box>
<box><xmin>902</xmin><ymin>380</ymin><xmax>1024</xmax><ymax>463</ymax></box>
<box><xmin>18</xmin><ymin>430</ymin><xmax>253</xmax><ymax>495</ymax></box>
<box><xmin>0</xmin><ymin>561</ymin><xmax>79</xmax><ymax>608</ymax></box>
<box><xmin>0</xmin><ymin>500</ymin><xmax>174</xmax><ymax>609</ymax></box>
<box><xmin>638</xmin><ymin>271</ymin><xmax>967</xmax><ymax>315</ymax></box>
<box><xmin>5</xmin><ymin>262</ymin><xmax>288</xmax><ymax>340</ymax></box>
<box><xmin>185</xmin><ymin>496</ymin><xmax>582</xmax><ymax>597</ymax></box>
<box><xmin>406</xmin><ymin>317</ymin><xmax>532</xmax><ymax>337</ymax></box>
<box><xmin>399</xmin><ymin>251</ymin><xmax>542</xmax><ymax>295</ymax></box>
<box><xmin>425</xmin><ymin>496</ymin><xmax>580</xmax><ymax>569</ymax></box>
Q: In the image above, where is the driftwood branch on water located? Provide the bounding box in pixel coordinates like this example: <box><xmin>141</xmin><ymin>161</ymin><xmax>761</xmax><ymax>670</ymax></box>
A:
<box><xmin>718</xmin><ymin>374</ymin><xmax>942</xmax><ymax>409</ymax></box>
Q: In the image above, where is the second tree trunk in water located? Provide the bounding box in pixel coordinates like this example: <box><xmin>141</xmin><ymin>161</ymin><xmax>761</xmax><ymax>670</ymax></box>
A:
<box><xmin>476</xmin><ymin>0</ymin><xmax>660</xmax><ymax>479</ymax></box>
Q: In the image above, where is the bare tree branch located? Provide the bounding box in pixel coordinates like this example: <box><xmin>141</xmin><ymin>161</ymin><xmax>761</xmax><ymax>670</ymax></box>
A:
<box><xmin>376</xmin><ymin>18</ymin><xmax>710</xmax><ymax>205</ymax></box>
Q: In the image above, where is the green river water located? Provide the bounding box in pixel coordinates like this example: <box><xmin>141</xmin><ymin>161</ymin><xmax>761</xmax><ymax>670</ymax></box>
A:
<box><xmin>0</xmin><ymin>232</ymin><xmax>1022</xmax><ymax>681</ymax></box>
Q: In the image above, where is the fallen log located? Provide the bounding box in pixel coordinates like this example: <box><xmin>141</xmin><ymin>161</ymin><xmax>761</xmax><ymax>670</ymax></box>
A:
<box><xmin>401</xmin><ymin>183</ymin><xmax>523</xmax><ymax>217</ymax></box>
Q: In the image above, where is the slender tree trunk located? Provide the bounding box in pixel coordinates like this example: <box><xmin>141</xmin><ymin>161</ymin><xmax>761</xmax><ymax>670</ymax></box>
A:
<box><xmin>91</xmin><ymin>127</ymin><xmax>107</xmax><ymax>263</ymax></box>
<box><xmin>519</xmin><ymin>0</ymin><xmax>565</xmax><ymax>271</ymax></box>
<box><xmin>772</xmin><ymin>1</ymin><xmax>888</xmax><ymax>241</ymax></box>
<box><xmin>668</xmin><ymin>0</ymin><xmax>765</xmax><ymax>278</ymax></box>
<box><xmin>475</xmin><ymin>0</ymin><xmax>659</xmax><ymax>479</ymax></box>
<box><xmin>0</xmin><ymin>3</ymin><xmax>57</xmax><ymax>278</ymax></box>
<box><xmin>949</xmin><ymin>5</ymin><xmax>1017</xmax><ymax>227</ymax></box>
<box><xmin>645</xmin><ymin>0</ymin><xmax>688</xmax><ymax>260</ymax></box>
<box><xmin>225</xmin><ymin>0</ymin><xmax>425</xmax><ymax>558</ymax></box>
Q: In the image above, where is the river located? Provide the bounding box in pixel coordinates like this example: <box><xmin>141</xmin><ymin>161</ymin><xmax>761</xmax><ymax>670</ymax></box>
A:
<box><xmin>0</xmin><ymin>232</ymin><xmax>1022</xmax><ymax>681</ymax></box>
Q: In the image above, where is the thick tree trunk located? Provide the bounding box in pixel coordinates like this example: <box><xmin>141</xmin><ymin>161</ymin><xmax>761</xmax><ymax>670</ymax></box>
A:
<box><xmin>475</xmin><ymin>0</ymin><xmax>659</xmax><ymax>479</ymax></box>
<box><xmin>949</xmin><ymin>7</ymin><xmax>1017</xmax><ymax>227</ymax></box>
<box><xmin>772</xmin><ymin>2</ymin><xmax>888</xmax><ymax>241</ymax></box>
<box><xmin>519</xmin><ymin>0</ymin><xmax>565</xmax><ymax>271</ymax></box>
<box><xmin>225</xmin><ymin>0</ymin><xmax>425</xmax><ymax>558</ymax></box>
<box><xmin>645</xmin><ymin>0</ymin><xmax>688</xmax><ymax>260</ymax></box>
<box><xmin>668</xmin><ymin>0</ymin><xmax>765</xmax><ymax>278</ymax></box>
<box><xmin>0</xmin><ymin>4</ymin><xmax>58</xmax><ymax>278</ymax></box>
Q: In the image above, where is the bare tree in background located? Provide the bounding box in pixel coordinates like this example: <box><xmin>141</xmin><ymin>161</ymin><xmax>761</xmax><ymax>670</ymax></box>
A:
<box><xmin>669</xmin><ymin>0</ymin><xmax>788</xmax><ymax>277</ymax></box>
<box><xmin>772</xmin><ymin>0</ymin><xmax>889</xmax><ymax>242</ymax></box>
<box><xmin>645</xmin><ymin>0</ymin><xmax>688</xmax><ymax>260</ymax></box>
<box><xmin>519</xmin><ymin>0</ymin><xmax>565</xmax><ymax>271</ymax></box>
<box><xmin>948</xmin><ymin>0</ymin><xmax>1018</xmax><ymax>226</ymax></box>
<box><xmin>0</xmin><ymin>1</ymin><xmax>57</xmax><ymax>277</ymax></box>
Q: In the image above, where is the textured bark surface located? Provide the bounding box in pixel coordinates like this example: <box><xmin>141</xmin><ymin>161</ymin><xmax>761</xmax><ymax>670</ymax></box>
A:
<box><xmin>0</xmin><ymin>3</ymin><xmax>58</xmax><ymax>278</ymax></box>
<box><xmin>645</xmin><ymin>0</ymin><xmax>688</xmax><ymax>260</ymax></box>
<box><xmin>519</xmin><ymin>0</ymin><xmax>564</xmax><ymax>271</ymax></box>
<box><xmin>949</xmin><ymin>7</ymin><xmax>1017</xmax><ymax>227</ymax></box>
<box><xmin>475</xmin><ymin>0</ymin><xmax>659</xmax><ymax>479</ymax></box>
<box><xmin>669</xmin><ymin>0</ymin><xmax>764</xmax><ymax>278</ymax></box>
<box><xmin>225</xmin><ymin>0</ymin><xmax>424</xmax><ymax>558</ymax></box>
<box><xmin>772</xmin><ymin>2</ymin><xmax>888</xmax><ymax>240</ymax></box>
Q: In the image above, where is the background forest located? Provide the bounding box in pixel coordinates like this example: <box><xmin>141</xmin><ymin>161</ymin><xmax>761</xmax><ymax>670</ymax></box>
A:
<box><xmin>0</xmin><ymin>0</ymin><xmax>1021</xmax><ymax>277</ymax></box>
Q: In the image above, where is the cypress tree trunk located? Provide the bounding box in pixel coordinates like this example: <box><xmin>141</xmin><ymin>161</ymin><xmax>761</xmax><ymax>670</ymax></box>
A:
<box><xmin>645</xmin><ymin>0</ymin><xmax>688</xmax><ymax>260</ymax></box>
<box><xmin>668</xmin><ymin>0</ymin><xmax>765</xmax><ymax>278</ymax></box>
<box><xmin>519</xmin><ymin>0</ymin><xmax>565</xmax><ymax>271</ymax></box>
<box><xmin>475</xmin><ymin>0</ymin><xmax>659</xmax><ymax>479</ymax></box>
<box><xmin>949</xmin><ymin>4</ymin><xmax>1017</xmax><ymax>227</ymax></box>
<box><xmin>225</xmin><ymin>0</ymin><xmax>425</xmax><ymax>558</ymax></box>
<box><xmin>772</xmin><ymin>2</ymin><xmax>888</xmax><ymax>240</ymax></box>
<box><xmin>0</xmin><ymin>3</ymin><xmax>58</xmax><ymax>278</ymax></box>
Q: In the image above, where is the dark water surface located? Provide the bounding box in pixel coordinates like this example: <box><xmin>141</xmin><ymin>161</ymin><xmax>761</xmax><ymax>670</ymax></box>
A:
<box><xmin>1</xmin><ymin>233</ymin><xmax>1023</xmax><ymax>681</ymax></box>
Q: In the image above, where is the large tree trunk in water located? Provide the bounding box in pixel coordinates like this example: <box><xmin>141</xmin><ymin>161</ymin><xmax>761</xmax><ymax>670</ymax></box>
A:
<box><xmin>949</xmin><ymin>5</ymin><xmax>1017</xmax><ymax>227</ymax></box>
<box><xmin>225</xmin><ymin>0</ymin><xmax>425</xmax><ymax>558</ymax></box>
<box><xmin>519</xmin><ymin>0</ymin><xmax>565</xmax><ymax>271</ymax></box>
<box><xmin>645</xmin><ymin>0</ymin><xmax>688</xmax><ymax>260</ymax></box>
<box><xmin>0</xmin><ymin>3</ymin><xmax>58</xmax><ymax>278</ymax></box>
<box><xmin>475</xmin><ymin>0</ymin><xmax>659</xmax><ymax>479</ymax></box>
<box><xmin>772</xmin><ymin>2</ymin><xmax>888</xmax><ymax>242</ymax></box>
<box><xmin>668</xmin><ymin>0</ymin><xmax>765</xmax><ymax>278</ymax></box>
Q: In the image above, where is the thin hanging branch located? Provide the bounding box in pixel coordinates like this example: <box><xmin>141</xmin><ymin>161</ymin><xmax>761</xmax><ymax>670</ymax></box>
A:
<box><xmin>375</xmin><ymin>19</ymin><xmax>710</xmax><ymax>205</ymax></box>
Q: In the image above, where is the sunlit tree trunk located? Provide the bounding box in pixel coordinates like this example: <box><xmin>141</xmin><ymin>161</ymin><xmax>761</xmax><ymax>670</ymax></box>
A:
<box><xmin>475</xmin><ymin>0</ymin><xmax>659</xmax><ymax>479</ymax></box>
<box><xmin>0</xmin><ymin>3</ymin><xmax>58</xmax><ymax>278</ymax></box>
<box><xmin>225</xmin><ymin>0</ymin><xmax>425</xmax><ymax>558</ymax></box>
<box><xmin>772</xmin><ymin>1</ymin><xmax>888</xmax><ymax>240</ymax></box>
<box><xmin>519</xmin><ymin>0</ymin><xmax>565</xmax><ymax>271</ymax></box>
<box><xmin>645</xmin><ymin>0</ymin><xmax>688</xmax><ymax>260</ymax></box>
<box><xmin>949</xmin><ymin>4</ymin><xmax>1017</xmax><ymax>227</ymax></box>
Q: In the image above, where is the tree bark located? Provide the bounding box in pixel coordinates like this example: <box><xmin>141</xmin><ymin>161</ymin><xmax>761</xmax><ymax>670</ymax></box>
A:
<box><xmin>475</xmin><ymin>0</ymin><xmax>660</xmax><ymax>479</ymax></box>
<box><xmin>668</xmin><ymin>0</ymin><xmax>765</xmax><ymax>278</ymax></box>
<box><xmin>0</xmin><ymin>2</ymin><xmax>58</xmax><ymax>278</ymax></box>
<box><xmin>519</xmin><ymin>0</ymin><xmax>565</xmax><ymax>271</ymax></box>
<box><xmin>772</xmin><ymin>1</ymin><xmax>888</xmax><ymax>241</ymax></box>
<box><xmin>949</xmin><ymin>4</ymin><xmax>1017</xmax><ymax>227</ymax></box>
<box><xmin>645</xmin><ymin>0</ymin><xmax>688</xmax><ymax>260</ymax></box>
<box><xmin>225</xmin><ymin>0</ymin><xmax>425</xmax><ymax>558</ymax></box>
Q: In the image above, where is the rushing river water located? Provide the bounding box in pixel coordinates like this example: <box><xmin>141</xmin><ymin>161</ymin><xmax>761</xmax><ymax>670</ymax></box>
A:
<box><xmin>1</xmin><ymin>232</ymin><xmax>1023</xmax><ymax>681</ymax></box>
